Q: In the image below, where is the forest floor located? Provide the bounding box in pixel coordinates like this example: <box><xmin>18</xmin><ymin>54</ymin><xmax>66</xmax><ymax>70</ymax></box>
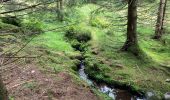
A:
<box><xmin>0</xmin><ymin>3</ymin><xmax>170</xmax><ymax>100</ymax></box>
<box><xmin>0</xmin><ymin>5</ymin><xmax>108</xmax><ymax>99</ymax></box>
<box><xmin>1</xmin><ymin>59</ymin><xmax>99</xmax><ymax>100</ymax></box>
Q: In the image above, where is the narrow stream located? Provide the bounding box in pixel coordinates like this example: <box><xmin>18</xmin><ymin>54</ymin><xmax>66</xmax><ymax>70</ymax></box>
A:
<box><xmin>78</xmin><ymin>61</ymin><xmax>146</xmax><ymax>100</ymax></box>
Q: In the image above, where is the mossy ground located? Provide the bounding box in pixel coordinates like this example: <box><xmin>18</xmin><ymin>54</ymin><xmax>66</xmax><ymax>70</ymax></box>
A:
<box><xmin>1</xmin><ymin>2</ymin><xmax>170</xmax><ymax>100</ymax></box>
<box><xmin>80</xmin><ymin>3</ymin><xmax>170</xmax><ymax>98</ymax></box>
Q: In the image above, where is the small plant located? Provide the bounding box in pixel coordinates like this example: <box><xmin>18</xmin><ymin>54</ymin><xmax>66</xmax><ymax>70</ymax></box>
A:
<box><xmin>9</xmin><ymin>96</ymin><xmax>15</xmax><ymax>100</ymax></box>
<box><xmin>23</xmin><ymin>82</ymin><xmax>37</xmax><ymax>90</ymax></box>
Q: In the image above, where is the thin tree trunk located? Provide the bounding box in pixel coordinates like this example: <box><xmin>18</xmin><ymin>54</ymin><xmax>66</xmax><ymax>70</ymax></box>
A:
<box><xmin>161</xmin><ymin>0</ymin><xmax>167</xmax><ymax>34</ymax></box>
<box><xmin>153</xmin><ymin>0</ymin><xmax>166</xmax><ymax>39</ymax></box>
<box><xmin>121</xmin><ymin>0</ymin><xmax>139</xmax><ymax>55</ymax></box>
<box><xmin>57</xmin><ymin>0</ymin><xmax>60</xmax><ymax>20</ymax></box>
<box><xmin>59</xmin><ymin>0</ymin><xmax>64</xmax><ymax>21</ymax></box>
<box><xmin>0</xmin><ymin>74</ymin><xmax>8</xmax><ymax>100</ymax></box>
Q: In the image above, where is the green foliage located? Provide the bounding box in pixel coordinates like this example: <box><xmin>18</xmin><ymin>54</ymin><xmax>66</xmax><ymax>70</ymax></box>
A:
<box><xmin>84</xmin><ymin>56</ymin><xmax>111</xmax><ymax>83</ymax></box>
<box><xmin>30</xmin><ymin>31</ymin><xmax>73</xmax><ymax>52</ymax></box>
<box><xmin>69</xmin><ymin>40</ymin><xmax>89</xmax><ymax>51</ymax></box>
<box><xmin>22</xmin><ymin>18</ymin><xmax>43</xmax><ymax>35</ymax></box>
<box><xmin>90</xmin><ymin>16</ymin><xmax>109</xmax><ymax>28</ymax></box>
<box><xmin>9</xmin><ymin>96</ymin><xmax>15</xmax><ymax>100</ymax></box>
<box><xmin>65</xmin><ymin>26</ymin><xmax>92</xmax><ymax>42</ymax></box>
<box><xmin>23</xmin><ymin>82</ymin><xmax>37</xmax><ymax>90</ymax></box>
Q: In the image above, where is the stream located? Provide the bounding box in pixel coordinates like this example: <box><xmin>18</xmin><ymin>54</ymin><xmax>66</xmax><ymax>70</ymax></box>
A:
<box><xmin>78</xmin><ymin>61</ymin><xmax>146</xmax><ymax>100</ymax></box>
<box><xmin>71</xmin><ymin>36</ymin><xmax>169</xmax><ymax>100</ymax></box>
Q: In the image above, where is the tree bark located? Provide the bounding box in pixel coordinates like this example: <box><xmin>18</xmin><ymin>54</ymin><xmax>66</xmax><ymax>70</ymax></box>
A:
<box><xmin>153</xmin><ymin>0</ymin><xmax>167</xmax><ymax>39</ymax></box>
<box><xmin>161</xmin><ymin>0</ymin><xmax>167</xmax><ymax>34</ymax></box>
<box><xmin>0</xmin><ymin>75</ymin><xmax>8</xmax><ymax>100</ymax></box>
<box><xmin>121</xmin><ymin>0</ymin><xmax>139</xmax><ymax>55</ymax></box>
<box><xmin>57</xmin><ymin>0</ymin><xmax>60</xmax><ymax>19</ymax></box>
<box><xmin>59</xmin><ymin>0</ymin><xmax>64</xmax><ymax>21</ymax></box>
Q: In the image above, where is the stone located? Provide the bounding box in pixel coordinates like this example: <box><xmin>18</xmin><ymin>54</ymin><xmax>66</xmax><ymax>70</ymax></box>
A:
<box><xmin>165</xmin><ymin>79</ymin><xmax>170</xmax><ymax>83</ymax></box>
<box><xmin>31</xmin><ymin>70</ymin><xmax>35</xmax><ymax>74</ymax></box>
<box><xmin>146</xmin><ymin>91</ymin><xmax>158</xmax><ymax>100</ymax></box>
<box><xmin>115</xmin><ymin>64</ymin><xmax>124</xmax><ymax>68</ymax></box>
<box><xmin>164</xmin><ymin>92</ymin><xmax>170</xmax><ymax>100</ymax></box>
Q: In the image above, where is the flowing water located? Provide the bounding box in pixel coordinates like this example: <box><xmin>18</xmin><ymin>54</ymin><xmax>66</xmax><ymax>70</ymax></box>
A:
<box><xmin>78</xmin><ymin>61</ymin><xmax>146</xmax><ymax>100</ymax></box>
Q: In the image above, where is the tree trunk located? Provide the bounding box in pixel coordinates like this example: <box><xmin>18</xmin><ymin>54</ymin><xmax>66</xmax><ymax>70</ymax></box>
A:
<box><xmin>121</xmin><ymin>0</ymin><xmax>139</xmax><ymax>55</ymax></box>
<box><xmin>161</xmin><ymin>0</ymin><xmax>167</xmax><ymax>34</ymax></box>
<box><xmin>59</xmin><ymin>0</ymin><xmax>64</xmax><ymax>21</ymax></box>
<box><xmin>57</xmin><ymin>0</ymin><xmax>60</xmax><ymax>19</ymax></box>
<box><xmin>0</xmin><ymin>75</ymin><xmax>8</xmax><ymax>100</ymax></box>
<box><xmin>153</xmin><ymin>0</ymin><xmax>167</xmax><ymax>39</ymax></box>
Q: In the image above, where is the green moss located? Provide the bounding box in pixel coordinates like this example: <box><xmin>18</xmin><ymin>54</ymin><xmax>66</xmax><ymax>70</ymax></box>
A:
<box><xmin>65</xmin><ymin>26</ymin><xmax>92</xmax><ymax>42</ymax></box>
<box><xmin>90</xmin><ymin>16</ymin><xmax>110</xmax><ymax>28</ymax></box>
<box><xmin>0</xmin><ymin>21</ymin><xmax>19</xmax><ymax>32</ymax></box>
<box><xmin>23</xmin><ymin>81</ymin><xmax>37</xmax><ymax>90</ymax></box>
<box><xmin>21</xmin><ymin>18</ymin><xmax>43</xmax><ymax>35</ymax></box>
